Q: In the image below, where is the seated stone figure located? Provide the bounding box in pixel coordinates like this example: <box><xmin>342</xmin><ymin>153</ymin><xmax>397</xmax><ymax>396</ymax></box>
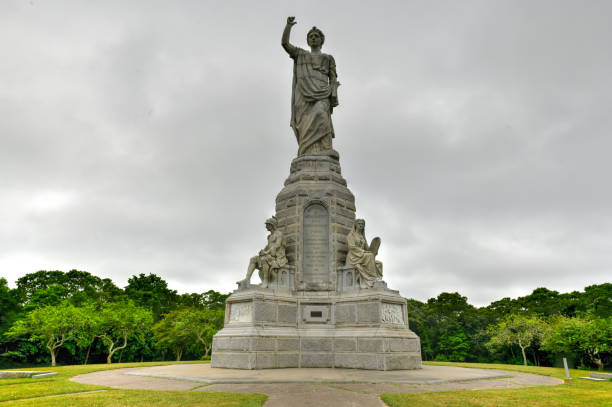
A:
<box><xmin>346</xmin><ymin>219</ymin><xmax>383</xmax><ymax>288</ymax></box>
<box><xmin>239</xmin><ymin>216</ymin><xmax>288</xmax><ymax>288</ymax></box>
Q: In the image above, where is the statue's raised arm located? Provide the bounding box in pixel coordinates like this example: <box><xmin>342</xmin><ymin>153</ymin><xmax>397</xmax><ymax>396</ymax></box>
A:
<box><xmin>282</xmin><ymin>16</ymin><xmax>297</xmax><ymax>55</ymax></box>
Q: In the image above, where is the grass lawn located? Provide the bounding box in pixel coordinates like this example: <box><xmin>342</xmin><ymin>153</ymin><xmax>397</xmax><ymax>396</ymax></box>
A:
<box><xmin>381</xmin><ymin>362</ymin><xmax>612</xmax><ymax>407</ymax></box>
<box><xmin>0</xmin><ymin>361</ymin><xmax>267</xmax><ymax>407</ymax></box>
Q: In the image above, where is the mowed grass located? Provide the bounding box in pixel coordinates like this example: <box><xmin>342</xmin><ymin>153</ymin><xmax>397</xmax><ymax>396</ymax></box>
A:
<box><xmin>381</xmin><ymin>362</ymin><xmax>612</xmax><ymax>407</ymax></box>
<box><xmin>0</xmin><ymin>361</ymin><xmax>267</xmax><ymax>407</ymax></box>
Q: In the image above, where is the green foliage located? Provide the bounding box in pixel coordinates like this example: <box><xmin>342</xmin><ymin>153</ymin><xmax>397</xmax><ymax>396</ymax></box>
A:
<box><xmin>173</xmin><ymin>308</ymin><xmax>225</xmax><ymax>356</ymax></box>
<box><xmin>487</xmin><ymin>314</ymin><xmax>546</xmax><ymax>366</ymax></box>
<box><xmin>6</xmin><ymin>303</ymin><xmax>85</xmax><ymax>366</ymax></box>
<box><xmin>125</xmin><ymin>273</ymin><xmax>178</xmax><ymax>321</ymax></box>
<box><xmin>542</xmin><ymin>316</ymin><xmax>612</xmax><ymax>370</ymax></box>
<box><xmin>0</xmin><ymin>278</ymin><xmax>20</xmax><ymax>336</ymax></box>
<box><xmin>154</xmin><ymin>308</ymin><xmax>206</xmax><ymax>360</ymax></box>
<box><xmin>97</xmin><ymin>301</ymin><xmax>153</xmax><ymax>364</ymax></box>
<box><xmin>16</xmin><ymin>270</ymin><xmax>121</xmax><ymax>309</ymax></box>
<box><xmin>438</xmin><ymin>329</ymin><xmax>470</xmax><ymax>361</ymax></box>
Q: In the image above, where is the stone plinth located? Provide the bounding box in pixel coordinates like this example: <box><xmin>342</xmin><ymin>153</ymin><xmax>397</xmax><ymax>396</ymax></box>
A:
<box><xmin>212</xmin><ymin>285</ymin><xmax>421</xmax><ymax>370</ymax></box>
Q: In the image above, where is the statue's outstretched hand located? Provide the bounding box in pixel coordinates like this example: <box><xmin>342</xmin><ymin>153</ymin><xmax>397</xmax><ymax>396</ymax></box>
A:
<box><xmin>287</xmin><ymin>16</ymin><xmax>297</xmax><ymax>26</ymax></box>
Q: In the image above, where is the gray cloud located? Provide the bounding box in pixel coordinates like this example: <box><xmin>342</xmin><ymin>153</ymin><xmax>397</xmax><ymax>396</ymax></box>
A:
<box><xmin>1</xmin><ymin>0</ymin><xmax>610</xmax><ymax>306</ymax></box>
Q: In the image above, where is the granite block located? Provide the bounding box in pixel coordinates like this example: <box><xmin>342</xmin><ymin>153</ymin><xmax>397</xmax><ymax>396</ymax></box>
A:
<box><xmin>252</xmin><ymin>337</ymin><xmax>276</xmax><ymax>351</ymax></box>
<box><xmin>334</xmin><ymin>338</ymin><xmax>357</xmax><ymax>352</ymax></box>
<box><xmin>358</xmin><ymin>338</ymin><xmax>384</xmax><ymax>353</ymax></box>
<box><xmin>300</xmin><ymin>353</ymin><xmax>333</xmax><ymax>368</ymax></box>
<box><xmin>277</xmin><ymin>338</ymin><xmax>299</xmax><ymax>351</ymax></box>
<box><xmin>278</xmin><ymin>304</ymin><xmax>297</xmax><ymax>323</ymax></box>
<box><xmin>255</xmin><ymin>353</ymin><xmax>276</xmax><ymax>369</ymax></box>
<box><xmin>357</xmin><ymin>303</ymin><xmax>380</xmax><ymax>323</ymax></box>
<box><xmin>301</xmin><ymin>338</ymin><xmax>332</xmax><ymax>352</ymax></box>
<box><xmin>335</xmin><ymin>304</ymin><xmax>356</xmax><ymax>323</ymax></box>
<box><xmin>278</xmin><ymin>353</ymin><xmax>299</xmax><ymax>368</ymax></box>
<box><xmin>334</xmin><ymin>353</ymin><xmax>379</xmax><ymax>369</ymax></box>
<box><xmin>254</xmin><ymin>302</ymin><xmax>277</xmax><ymax>322</ymax></box>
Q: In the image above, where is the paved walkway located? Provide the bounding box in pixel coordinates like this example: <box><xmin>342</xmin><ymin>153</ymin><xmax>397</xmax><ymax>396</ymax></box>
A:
<box><xmin>71</xmin><ymin>364</ymin><xmax>563</xmax><ymax>407</ymax></box>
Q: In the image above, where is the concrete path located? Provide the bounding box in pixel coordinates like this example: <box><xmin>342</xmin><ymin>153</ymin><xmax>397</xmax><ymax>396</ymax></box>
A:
<box><xmin>71</xmin><ymin>364</ymin><xmax>563</xmax><ymax>407</ymax></box>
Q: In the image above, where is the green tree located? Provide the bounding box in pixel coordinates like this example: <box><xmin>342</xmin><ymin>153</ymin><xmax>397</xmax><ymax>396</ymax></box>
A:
<box><xmin>175</xmin><ymin>308</ymin><xmax>224</xmax><ymax>356</ymax></box>
<box><xmin>438</xmin><ymin>329</ymin><xmax>470</xmax><ymax>361</ymax></box>
<box><xmin>581</xmin><ymin>284</ymin><xmax>612</xmax><ymax>318</ymax></box>
<box><xmin>0</xmin><ymin>278</ymin><xmax>20</xmax><ymax>337</ymax></box>
<box><xmin>542</xmin><ymin>316</ymin><xmax>611</xmax><ymax>370</ymax></box>
<box><xmin>16</xmin><ymin>270</ymin><xmax>122</xmax><ymax>309</ymax></box>
<box><xmin>125</xmin><ymin>274</ymin><xmax>178</xmax><ymax>321</ymax></box>
<box><xmin>73</xmin><ymin>303</ymin><xmax>101</xmax><ymax>365</ymax></box>
<box><xmin>7</xmin><ymin>303</ymin><xmax>83</xmax><ymax>366</ymax></box>
<box><xmin>153</xmin><ymin>309</ymin><xmax>197</xmax><ymax>361</ymax></box>
<box><xmin>487</xmin><ymin>314</ymin><xmax>546</xmax><ymax>366</ymax></box>
<box><xmin>98</xmin><ymin>301</ymin><xmax>153</xmax><ymax>364</ymax></box>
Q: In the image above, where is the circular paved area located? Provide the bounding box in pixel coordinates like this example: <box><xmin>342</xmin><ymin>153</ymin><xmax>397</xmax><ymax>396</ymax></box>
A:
<box><xmin>71</xmin><ymin>364</ymin><xmax>563</xmax><ymax>407</ymax></box>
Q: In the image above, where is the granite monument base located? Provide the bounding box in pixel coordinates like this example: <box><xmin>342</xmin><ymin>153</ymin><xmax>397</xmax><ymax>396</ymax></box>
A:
<box><xmin>212</xmin><ymin>280</ymin><xmax>421</xmax><ymax>370</ymax></box>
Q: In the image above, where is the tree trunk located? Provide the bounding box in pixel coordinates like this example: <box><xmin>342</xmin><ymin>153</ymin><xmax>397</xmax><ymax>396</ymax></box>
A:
<box><xmin>518</xmin><ymin>342</ymin><xmax>527</xmax><ymax>366</ymax></box>
<box><xmin>50</xmin><ymin>348</ymin><xmax>57</xmax><ymax>367</ymax></box>
<box><xmin>107</xmin><ymin>340</ymin><xmax>116</xmax><ymax>364</ymax></box>
<box><xmin>176</xmin><ymin>348</ymin><xmax>183</xmax><ymax>361</ymax></box>
<box><xmin>84</xmin><ymin>344</ymin><xmax>92</xmax><ymax>365</ymax></box>
<box><xmin>594</xmin><ymin>357</ymin><xmax>603</xmax><ymax>371</ymax></box>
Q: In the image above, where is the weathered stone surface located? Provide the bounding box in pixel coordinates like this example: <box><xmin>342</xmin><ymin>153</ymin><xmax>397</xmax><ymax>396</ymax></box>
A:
<box><xmin>302</xmin><ymin>203</ymin><xmax>330</xmax><ymax>286</ymax></box>
<box><xmin>253</xmin><ymin>337</ymin><xmax>276</xmax><ymax>351</ymax></box>
<box><xmin>254</xmin><ymin>302</ymin><xmax>277</xmax><ymax>322</ymax></box>
<box><xmin>358</xmin><ymin>338</ymin><xmax>384</xmax><ymax>353</ymax></box>
<box><xmin>334</xmin><ymin>338</ymin><xmax>357</xmax><ymax>352</ymax></box>
<box><xmin>301</xmin><ymin>338</ymin><xmax>332</xmax><ymax>352</ymax></box>
<box><xmin>278</xmin><ymin>353</ymin><xmax>299</xmax><ymax>368</ymax></box>
<box><xmin>211</xmin><ymin>353</ymin><xmax>254</xmax><ymax>369</ymax></box>
<box><xmin>335</xmin><ymin>304</ymin><xmax>356</xmax><ymax>323</ymax></box>
<box><xmin>278</xmin><ymin>304</ymin><xmax>297</xmax><ymax>323</ymax></box>
<box><xmin>385</xmin><ymin>354</ymin><xmax>421</xmax><ymax>370</ymax></box>
<box><xmin>357</xmin><ymin>303</ymin><xmax>379</xmax><ymax>323</ymax></box>
<box><xmin>334</xmin><ymin>353</ymin><xmax>380</xmax><ymax>370</ymax></box>
<box><xmin>277</xmin><ymin>338</ymin><xmax>299</xmax><ymax>351</ymax></box>
<box><xmin>300</xmin><ymin>353</ymin><xmax>334</xmax><ymax>368</ymax></box>
<box><xmin>228</xmin><ymin>336</ymin><xmax>250</xmax><ymax>351</ymax></box>
<box><xmin>255</xmin><ymin>353</ymin><xmax>277</xmax><ymax>369</ymax></box>
<box><xmin>389</xmin><ymin>338</ymin><xmax>413</xmax><ymax>352</ymax></box>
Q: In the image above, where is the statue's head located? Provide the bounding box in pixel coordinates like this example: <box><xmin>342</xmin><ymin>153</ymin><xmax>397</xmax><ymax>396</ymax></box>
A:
<box><xmin>307</xmin><ymin>26</ymin><xmax>325</xmax><ymax>48</ymax></box>
<box><xmin>354</xmin><ymin>219</ymin><xmax>365</xmax><ymax>233</ymax></box>
<box><xmin>265</xmin><ymin>216</ymin><xmax>278</xmax><ymax>231</ymax></box>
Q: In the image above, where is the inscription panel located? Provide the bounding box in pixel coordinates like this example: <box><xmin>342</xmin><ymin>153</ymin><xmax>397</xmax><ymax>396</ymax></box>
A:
<box><xmin>228</xmin><ymin>302</ymin><xmax>252</xmax><ymax>323</ymax></box>
<box><xmin>302</xmin><ymin>204</ymin><xmax>330</xmax><ymax>285</ymax></box>
<box><xmin>381</xmin><ymin>303</ymin><xmax>404</xmax><ymax>324</ymax></box>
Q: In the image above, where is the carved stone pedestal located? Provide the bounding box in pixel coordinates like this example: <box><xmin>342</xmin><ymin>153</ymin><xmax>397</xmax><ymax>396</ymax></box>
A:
<box><xmin>212</xmin><ymin>286</ymin><xmax>421</xmax><ymax>370</ymax></box>
<box><xmin>211</xmin><ymin>155</ymin><xmax>422</xmax><ymax>370</ymax></box>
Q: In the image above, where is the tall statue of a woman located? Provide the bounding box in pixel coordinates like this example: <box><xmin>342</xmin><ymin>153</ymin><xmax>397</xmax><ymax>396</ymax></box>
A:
<box><xmin>282</xmin><ymin>16</ymin><xmax>340</xmax><ymax>158</ymax></box>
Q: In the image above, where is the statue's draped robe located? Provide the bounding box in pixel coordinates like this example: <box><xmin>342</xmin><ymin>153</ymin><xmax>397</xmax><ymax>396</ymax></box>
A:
<box><xmin>346</xmin><ymin>230</ymin><xmax>383</xmax><ymax>288</ymax></box>
<box><xmin>286</xmin><ymin>45</ymin><xmax>337</xmax><ymax>155</ymax></box>
<box><xmin>256</xmin><ymin>230</ymin><xmax>288</xmax><ymax>279</ymax></box>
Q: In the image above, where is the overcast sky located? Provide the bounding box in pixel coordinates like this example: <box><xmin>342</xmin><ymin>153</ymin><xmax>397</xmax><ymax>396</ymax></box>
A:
<box><xmin>1</xmin><ymin>1</ymin><xmax>610</xmax><ymax>306</ymax></box>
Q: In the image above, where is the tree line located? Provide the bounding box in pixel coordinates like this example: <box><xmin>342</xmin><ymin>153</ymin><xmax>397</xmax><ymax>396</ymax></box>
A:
<box><xmin>0</xmin><ymin>270</ymin><xmax>227</xmax><ymax>367</ymax></box>
<box><xmin>407</xmin><ymin>285</ymin><xmax>611</xmax><ymax>370</ymax></box>
<box><xmin>0</xmin><ymin>270</ymin><xmax>610</xmax><ymax>369</ymax></box>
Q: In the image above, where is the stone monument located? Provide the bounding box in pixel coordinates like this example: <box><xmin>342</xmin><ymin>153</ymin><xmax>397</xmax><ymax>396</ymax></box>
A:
<box><xmin>211</xmin><ymin>17</ymin><xmax>422</xmax><ymax>370</ymax></box>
